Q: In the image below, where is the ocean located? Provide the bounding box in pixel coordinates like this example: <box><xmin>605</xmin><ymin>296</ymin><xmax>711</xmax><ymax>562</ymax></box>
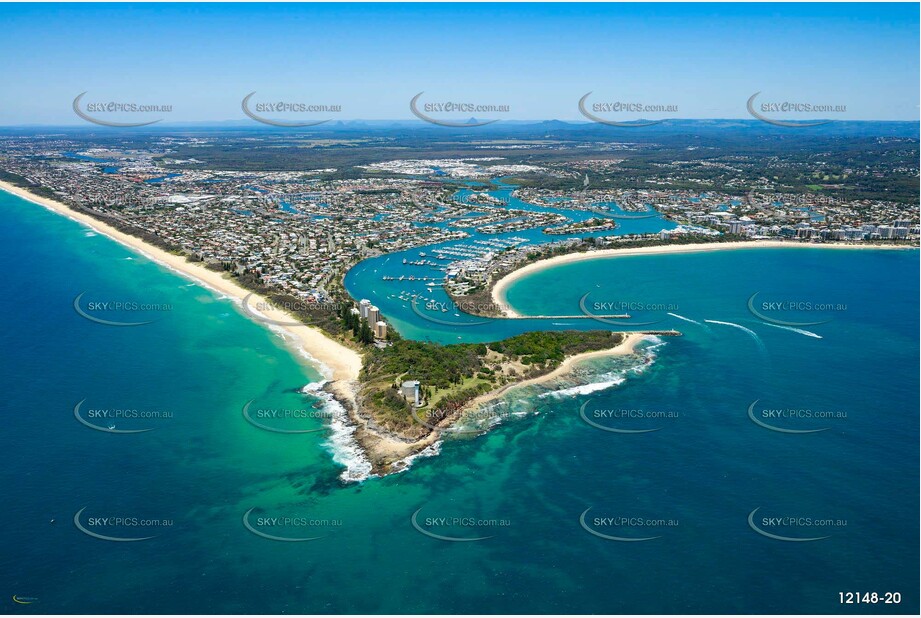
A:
<box><xmin>1</xmin><ymin>188</ymin><xmax>917</xmax><ymax>614</ymax></box>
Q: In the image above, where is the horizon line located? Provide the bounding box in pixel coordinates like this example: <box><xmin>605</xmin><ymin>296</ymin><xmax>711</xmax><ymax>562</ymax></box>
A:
<box><xmin>1</xmin><ymin>118</ymin><xmax>919</xmax><ymax>129</ymax></box>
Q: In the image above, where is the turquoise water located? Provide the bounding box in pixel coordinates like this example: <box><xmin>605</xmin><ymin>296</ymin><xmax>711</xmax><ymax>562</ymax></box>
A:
<box><xmin>345</xmin><ymin>179</ymin><xmax>676</xmax><ymax>343</ymax></box>
<box><xmin>1</xmin><ymin>189</ymin><xmax>917</xmax><ymax>614</ymax></box>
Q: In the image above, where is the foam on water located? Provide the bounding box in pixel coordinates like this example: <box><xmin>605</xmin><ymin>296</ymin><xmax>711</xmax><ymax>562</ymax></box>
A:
<box><xmin>761</xmin><ymin>322</ymin><xmax>823</xmax><ymax>339</ymax></box>
<box><xmin>667</xmin><ymin>312</ymin><xmax>702</xmax><ymax>325</ymax></box>
<box><xmin>539</xmin><ymin>374</ymin><xmax>627</xmax><ymax>398</ymax></box>
<box><xmin>448</xmin><ymin>397</ymin><xmax>543</xmax><ymax>437</ymax></box>
<box><xmin>303</xmin><ymin>377</ymin><xmax>445</xmax><ymax>482</ymax></box>
<box><xmin>268</xmin><ymin>325</ymin><xmax>333</xmax><ymax>380</ymax></box>
<box><xmin>539</xmin><ymin>335</ymin><xmax>664</xmax><ymax>399</ymax></box>
<box><xmin>387</xmin><ymin>441</ymin><xmax>442</xmax><ymax>475</ymax></box>
<box><xmin>300</xmin><ymin>381</ymin><xmax>374</xmax><ymax>482</ymax></box>
<box><xmin>705</xmin><ymin>319</ymin><xmax>766</xmax><ymax>350</ymax></box>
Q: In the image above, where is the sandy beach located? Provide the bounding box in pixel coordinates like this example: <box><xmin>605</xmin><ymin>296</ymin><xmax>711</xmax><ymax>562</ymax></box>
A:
<box><xmin>463</xmin><ymin>332</ymin><xmax>648</xmax><ymax>411</ymax></box>
<box><xmin>0</xmin><ymin>181</ymin><xmax>654</xmax><ymax>476</ymax></box>
<box><xmin>0</xmin><ymin>181</ymin><xmax>363</xmax><ymax>402</ymax></box>
<box><xmin>492</xmin><ymin>240</ymin><xmax>916</xmax><ymax>317</ymax></box>
<box><xmin>353</xmin><ymin>331</ymin><xmax>652</xmax><ymax>474</ymax></box>
<box><xmin>10</xmin><ymin>181</ymin><xmax>908</xmax><ymax>477</ymax></box>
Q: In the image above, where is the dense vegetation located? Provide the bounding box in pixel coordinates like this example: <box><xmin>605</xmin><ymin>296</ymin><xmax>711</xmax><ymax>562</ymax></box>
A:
<box><xmin>11</xmin><ymin>122</ymin><xmax>917</xmax><ymax>203</ymax></box>
<box><xmin>488</xmin><ymin>330</ymin><xmax>625</xmax><ymax>365</ymax></box>
<box><xmin>0</xmin><ymin>170</ymin><xmax>59</xmax><ymax>199</ymax></box>
<box><xmin>359</xmin><ymin>329</ymin><xmax>625</xmax><ymax>435</ymax></box>
<box><xmin>364</xmin><ymin>330</ymin><xmax>623</xmax><ymax>387</ymax></box>
<box><xmin>363</xmin><ymin>339</ymin><xmax>484</xmax><ymax>390</ymax></box>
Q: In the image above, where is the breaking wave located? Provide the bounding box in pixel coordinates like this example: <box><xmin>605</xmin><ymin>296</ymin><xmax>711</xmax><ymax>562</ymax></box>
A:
<box><xmin>300</xmin><ymin>381</ymin><xmax>374</xmax><ymax>483</ymax></box>
<box><xmin>538</xmin><ymin>335</ymin><xmax>664</xmax><ymax>399</ymax></box>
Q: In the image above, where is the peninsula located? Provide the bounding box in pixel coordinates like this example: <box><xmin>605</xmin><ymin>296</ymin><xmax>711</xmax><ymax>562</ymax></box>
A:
<box><xmin>0</xmin><ymin>181</ymin><xmax>676</xmax><ymax>477</ymax></box>
<box><xmin>1</xmin><ymin>130</ymin><xmax>916</xmax><ymax>478</ymax></box>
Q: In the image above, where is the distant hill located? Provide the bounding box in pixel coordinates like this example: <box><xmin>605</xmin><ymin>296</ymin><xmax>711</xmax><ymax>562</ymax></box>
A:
<box><xmin>1</xmin><ymin>118</ymin><xmax>917</xmax><ymax>139</ymax></box>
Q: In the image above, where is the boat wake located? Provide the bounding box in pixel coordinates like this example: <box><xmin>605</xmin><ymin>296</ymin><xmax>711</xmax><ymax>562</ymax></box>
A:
<box><xmin>704</xmin><ymin>320</ymin><xmax>766</xmax><ymax>350</ymax></box>
<box><xmin>667</xmin><ymin>312</ymin><xmax>703</xmax><ymax>326</ymax></box>
<box><xmin>761</xmin><ymin>322</ymin><xmax>823</xmax><ymax>339</ymax></box>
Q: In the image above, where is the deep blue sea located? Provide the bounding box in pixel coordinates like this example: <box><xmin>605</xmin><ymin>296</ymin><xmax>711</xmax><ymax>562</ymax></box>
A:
<box><xmin>1</xmin><ymin>188</ymin><xmax>917</xmax><ymax>614</ymax></box>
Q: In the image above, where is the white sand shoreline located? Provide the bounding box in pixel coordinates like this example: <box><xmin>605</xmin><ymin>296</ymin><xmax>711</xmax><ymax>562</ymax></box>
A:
<box><xmin>464</xmin><ymin>332</ymin><xmax>649</xmax><ymax>411</ymax></box>
<box><xmin>492</xmin><ymin>240</ymin><xmax>917</xmax><ymax>317</ymax></box>
<box><xmin>9</xmin><ymin>181</ymin><xmax>911</xmax><ymax>477</ymax></box>
<box><xmin>360</xmin><ymin>332</ymin><xmax>653</xmax><ymax>473</ymax></box>
<box><xmin>0</xmin><ymin>181</ymin><xmax>363</xmax><ymax>401</ymax></box>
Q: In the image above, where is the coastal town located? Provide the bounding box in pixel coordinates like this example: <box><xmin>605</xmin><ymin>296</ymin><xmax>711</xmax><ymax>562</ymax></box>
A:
<box><xmin>3</xmin><ymin>3</ymin><xmax>918</xmax><ymax>615</ymax></box>
<box><xmin>1</xmin><ymin>135</ymin><xmax>916</xmax><ymax>327</ymax></box>
<box><xmin>4</xmin><ymin>131</ymin><xmax>912</xmax><ymax>472</ymax></box>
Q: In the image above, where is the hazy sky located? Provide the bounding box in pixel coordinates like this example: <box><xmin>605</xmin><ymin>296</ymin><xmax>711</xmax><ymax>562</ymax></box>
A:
<box><xmin>1</xmin><ymin>2</ymin><xmax>918</xmax><ymax>125</ymax></box>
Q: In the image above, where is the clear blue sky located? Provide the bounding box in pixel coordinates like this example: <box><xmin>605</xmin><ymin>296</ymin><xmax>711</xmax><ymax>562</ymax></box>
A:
<box><xmin>0</xmin><ymin>2</ymin><xmax>918</xmax><ymax>124</ymax></box>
